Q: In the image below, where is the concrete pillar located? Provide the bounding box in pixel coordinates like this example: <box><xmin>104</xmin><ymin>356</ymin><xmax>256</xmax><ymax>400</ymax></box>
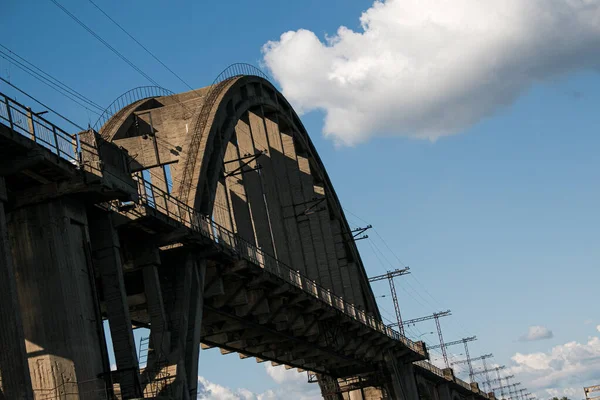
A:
<box><xmin>0</xmin><ymin>178</ymin><xmax>34</xmax><ymax>400</ymax></box>
<box><xmin>388</xmin><ymin>360</ymin><xmax>420</xmax><ymax>400</ymax></box>
<box><xmin>184</xmin><ymin>260</ymin><xmax>205</xmax><ymax>399</ymax></box>
<box><xmin>436</xmin><ymin>369</ymin><xmax>455</xmax><ymax>400</ymax></box>
<box><xmin>143</xmin><ymin>264</ymin><xmax>170</xmax><ymax>367</ymax></box>
<box><xmin>9</xmin><ymin>199</ymin><xmax>107</xmax><ymax>399</ymax></box>
<box><xmin>157</xmin><ymin>251</ymin><xmax>198</xmax><ymax>400</ymax></box>
<box><xmin>317</xmin><ymin>374</ymin><xmax>343</xmax><ymax>400</ymax></box>
<box><xmin>89</xmin><ymin>211</ymin><xmax>142</xmax><ymax>399</ymax></box>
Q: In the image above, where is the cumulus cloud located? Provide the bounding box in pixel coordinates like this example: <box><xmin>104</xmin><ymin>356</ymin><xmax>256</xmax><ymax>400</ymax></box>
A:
<box><xmin>520</xmin><ymin>325</ymin><xmax>554</xmax><ymax>342</ymax></box>
<box><xmin>597</xmin><ymin>325</ymin><xmax>600</xmax><ymax>333</ymax></box>
<box><xmin>262</xmin><ymin>0</ymin><xmax>600</xmax><ymax>145</ymax></box>
<box><xmin>508</xmin><ymin>336</ymin><xmax>600</xmax><ymax>398</ymax></box>
<box><xmin>197</xmin><ymin>365</ymin><xmax>320</xmax><ymax>400</ymax></box>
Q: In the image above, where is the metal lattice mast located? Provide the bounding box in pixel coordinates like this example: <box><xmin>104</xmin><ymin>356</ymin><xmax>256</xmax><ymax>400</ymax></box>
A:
<box><xmin>430</xmin><ymin>336</ymin><xmax>476</xmax><ymax>370</ymax></box>
<box><xmin>518</xmin><ymin>390</ymin><xmax>531</xmax><ymax>400</ymax></box>
<box><xmin>449</xmin><ymin>338</ymin><xmax>479</xmax><ymax>382</ymax></box>
<box><xmin>507</xmin><ymin>383</ymin><xmax>522</xmax><ymax>400</ymax></box>
<box><xmin>463</xmin><ymin>338</ymin><xmax>474</xmax><ymax>381</ymax></box>
<box><xmin>435</xmin><ymin>314</ymin><xmax>448</xmax><ymax>368</ymax></box>
<box><xmin>482</xmin><ymin>356</ymin><xmax>494</xmax><ymax>393</ymax></box>
<box><xmin>388</xmin><ymin>277</ymin><xmax>403</xmax><ymax>335</ymax></box>
<box><xmin>387</xmin><ymin>310</ymin><xmax>451</xmax><ymax>328</ymax></box>
<box><xmin>495</xmin><ymin>370</ymin><xmax>512</xmax><ymax>399</ymax></box>
<box><xmin>468</xmin><ymin>354</ymin><xmax>494</xmax><ymax>392</ymax></box>
<box><xmin>368</xmin><ymin>268</ymin><xmax>410</xmax><ymax>335</ymax></box>
<box><xmin>491</xmin><ymin>376</ymin><xmax>515</xmax><ymax>400</ymax></box>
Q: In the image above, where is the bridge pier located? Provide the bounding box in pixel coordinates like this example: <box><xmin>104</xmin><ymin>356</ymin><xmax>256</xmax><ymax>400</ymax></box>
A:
<box><xmin>144</xmin><ymin>250</ymin><xmax>205</xmax><ymax>400</ymax></box>
<box><xmin>387</xmin><ymin>360</ymin><xmax>420</xmax><ymax>400</ymax></box>
<box><xmin>8</xmin><ymin>199</ymin><xmax>108</xmax><ymax>399</ymax></box>
<box><xmin>89</xmin><ymin>211</ymin><xmax>142</xmax><ymax>398</ymax></box>
<box><xmin>0</xmin><ymin>177</ymin><xmax>34</xmax><ymax>400</ymax></box>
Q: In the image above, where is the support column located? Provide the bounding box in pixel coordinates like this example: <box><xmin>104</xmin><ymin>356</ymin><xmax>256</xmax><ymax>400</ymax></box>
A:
<box><xmin>0</xmin><ymin>178</ymin><xmax>34</xmax><ymax>400</ymax></box>
<box><xmin>89</xmin><ymin>211</ymin><xmax>142</xmax><ymax>399</ymax></box>
<box><xmin>436</xmin><ymin>369</ymin><xmax>455</xmax><ymax>400</ymax></box>
<box><xmin>387</xmin><ymin>360</ymin><xmax>420</xmax><ymax>400</ymax></box>
<box><xmin>9</xmin><ymin>199</ymin><xmax>107</xmax><ymax>399</ymax></box>
<box><xmin>184</xmin><ymin>259</ymin><xmax>206</xmax><ymax>399</ymax></box>
<box><xmin>317</xmin><ymin>374</ymin><xmax>343</xmax><ymax>400</ymax></box>
<box><xmin>158</xmin><ymin>251</ymin><xmax>196</xmax><ymax>400</ymax></box>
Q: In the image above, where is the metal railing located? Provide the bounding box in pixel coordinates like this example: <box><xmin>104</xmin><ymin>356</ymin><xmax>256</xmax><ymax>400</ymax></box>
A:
<box><xmin>0</xmin><ymin>92</ymin><xmax>78</xmax><ymax>163</ymax></box>
<box><xmin>414</xmin><ymin>360</ymin><xmax>445</xmax><ymax>378</ymax></box>
<box><xmin>136</xmin><ymin>177</ymin><xmax>425</xmax><ymax>355</ymax></box>
<box><xmin>93</xmin><ymin>85</ymin><xmax>174</xmax><ymax>134</ymax></box>
<box><xmin>457</xmin><ymin>377</ymin><xmax>473</xmax><ymax>391</ymax></box>
<box><xmin>0</xmin><ymin>89</ymin><xmax>425</xmax><ymax>357</ymax></box>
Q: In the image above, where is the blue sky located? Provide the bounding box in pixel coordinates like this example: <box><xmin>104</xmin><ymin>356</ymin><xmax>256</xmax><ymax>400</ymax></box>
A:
<box><xmin>2</xmin><ymin>0</ymin><xmax>600</xmax><ymax>398</ymax></box>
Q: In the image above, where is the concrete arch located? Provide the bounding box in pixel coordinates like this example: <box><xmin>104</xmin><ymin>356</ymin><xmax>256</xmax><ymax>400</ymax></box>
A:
<box><xmin>104</xmin><ymin>75</ymin><xmax>379</xmax><ymax>314</ymax></box>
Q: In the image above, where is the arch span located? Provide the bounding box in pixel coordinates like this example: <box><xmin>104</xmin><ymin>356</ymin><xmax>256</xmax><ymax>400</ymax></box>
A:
<box><xmin>104</xmin><ymin>74</ymin><xmax>379</xmax><ymax>315</ymax></box>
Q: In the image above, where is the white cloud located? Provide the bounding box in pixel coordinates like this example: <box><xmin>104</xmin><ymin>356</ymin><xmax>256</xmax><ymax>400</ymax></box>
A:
<box><xmin>508</xmin><ymin>336</ymin><xmax>600</xmax><ymax>398</ymax></box>
<box><xmin>520</xmin><ymin>325</ymin><xmax>554</xmax><ymax>342</ymax></box>
<box><xmin>197</xmin><ymin>365</ymin><xmax>320</xmax><ymax>400</ymax></box>
<box><xmin>596</xmin><ymin>325</ymin><xmax>600</xmax><ymax>333</ymax></box>
<box><xmin>262</xmin><ymin>0</ymin><xmax>600</xmax><ymax>145</ymax></box>
<box><xmin>264</xmin><ymin>364</ymin><xmax>307</xmax><ymax>385</ymax></box>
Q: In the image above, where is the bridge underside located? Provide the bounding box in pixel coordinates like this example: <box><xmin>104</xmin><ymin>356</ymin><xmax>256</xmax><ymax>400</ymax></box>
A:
<box><xmin>0</xmin><ymin>84</ymin><xmax>493</xmax><ymax>400</ymax></box>
<box><xmin>116</xmin><ymin>202</ymin><xmax>425</xmax><ymax>380</ymax></box>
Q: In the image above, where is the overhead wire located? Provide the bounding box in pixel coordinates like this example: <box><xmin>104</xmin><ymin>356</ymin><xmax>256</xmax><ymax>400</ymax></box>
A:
<box><xmin>0</xmin><ymin>51</ymin><xmax>103</xmax><ymax>116</ymax></box>
<box><xmin>0</xmin><ymin>77</ymin><xmax>86</xmax><ymax>131</ymax></box>
<box><xmin>86</xmin><ymin>0</ymin><xmax>193</xmax><ymax>91</ymax></box>
<box><xmin>49</xmin><ymin>0</ymin><xmax>162</xmax><ymax>87</ymax></box>
<box><xmin>0</xmin><ymin>44</ymin><xmax>104</xmax><ymax>111</ymax></box>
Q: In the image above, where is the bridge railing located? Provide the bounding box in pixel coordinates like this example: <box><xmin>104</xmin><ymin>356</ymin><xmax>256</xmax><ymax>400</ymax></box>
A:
<box><xmin>456</xmin><ymin>377</ymin><xmax>473</xmax><ymax>391</ymax></box>
<box><xmin>0</xmin><ymin>92</ymin><xmax>79</xmax><ymax>163</ymax></box>
<box><xmin>0</xmin><ymin>89</ymin><xmax>424</xmax><ymax>357</ymax></box>
<box><xmin>414</xmin><ymin>360</ymin><xmax>445</xmax><ymax>378</ymax></box>
<box><xmin>135</xmin><ymin>177</ymin><xmax>425</xmax><ymax>355</ymax></box>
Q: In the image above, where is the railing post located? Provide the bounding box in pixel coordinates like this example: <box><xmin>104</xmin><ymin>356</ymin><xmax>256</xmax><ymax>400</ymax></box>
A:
<box><xmin>52</xmin><ymin>125</ymin><xmax>60</xmax><ymax>156</ymax></box>
<box><xmin>3</xmin><ymin>96</ymin><xmax>13</xmax><ymax>129</ymax></box>
<box><xmin>26</xmin><ymin>106</ymin><xmax>36</xmax><ymax>142</ymax></box>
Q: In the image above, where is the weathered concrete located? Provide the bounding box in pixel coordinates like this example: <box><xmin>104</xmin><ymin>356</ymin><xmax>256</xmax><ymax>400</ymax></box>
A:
<box><xmin>0</xmin><ymin>80</ymin><xmax>497</xmax><ymax>400</ymax></box>
<box><xmin>0</xmin><ymin>178</ymin><xmax>34</xmax><ymax>400</ymax></box>
<box><xmin>8</xmin><ymin>199</ymin><xmax>107</xmax><ymax>399</ymax></box>
<box><xmin>89</xmin><ymin>211</ymin><xmax>142</xmax><ymax>398</ymax></box>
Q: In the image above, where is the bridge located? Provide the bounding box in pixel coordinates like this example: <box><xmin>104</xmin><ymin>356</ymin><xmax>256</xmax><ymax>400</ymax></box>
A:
<box><xmin>0</xmin><ymin>68</ymin><xmax>497</xmax><ymax>400</ymax></box>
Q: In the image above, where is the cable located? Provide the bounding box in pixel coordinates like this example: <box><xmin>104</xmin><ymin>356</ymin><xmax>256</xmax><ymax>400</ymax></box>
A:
<box><xmin>0</xmin><ymin>77</ymin><xmax>85</xmax><ymax>131</ymax></box>
<box><xmin>0</xmin><ymin>44</ymin><xmax>104</xmax><ymax>111</ymax></box>
<box><xmin>0</xmin><ymin>51</ymin><xmax>102</xmax><ymax>116</ymax></box>
<box><xmin>86</xmin><ymin>0</ymin><xmax>193</xmax><ymax>91</ymax></box>
<box><xmin>49</xmin><ymin>0</ymin><xmax>162</xmax><ymax>87</ymax></box>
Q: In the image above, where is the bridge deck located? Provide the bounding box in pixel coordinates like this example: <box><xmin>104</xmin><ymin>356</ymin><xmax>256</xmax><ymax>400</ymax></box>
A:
<box><xmin>0</xmin><ymin>91</ymin><xmax>427</xmax><ymax>380</ymax></box>
<box><xmin>117</xmin><ymin>179</ymin><xmax>427</xmax><ymax>377</ymax></box>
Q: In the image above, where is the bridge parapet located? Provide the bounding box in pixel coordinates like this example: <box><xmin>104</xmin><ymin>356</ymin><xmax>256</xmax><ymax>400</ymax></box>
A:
<box><xmin>130</xmin><ymin>176</ymin><xmax>428</xmax><ymax>357</ymax></box>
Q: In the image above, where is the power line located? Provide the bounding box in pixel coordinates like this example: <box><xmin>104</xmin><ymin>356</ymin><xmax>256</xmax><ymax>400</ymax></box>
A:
<box><xmin>0</xmin><ymin>77</ymin><xmax>85</xmax><ymax>130</ymax></box>
<box><xmin>49</xmin><ymin>0</ymin><xmax>162</xmax><ymax>87</ymax></box>
<box><xmin>86</xmin><ymin>0</ymin><xmax>193</xmax><ymax>91</ymax></box>
<box><xmin>0</xmin><ymin>44</ymin><xmax>104</xmax><ymax>111</ymax></box>
<box><xmin>0</xmin><ymin>51</ymin><xmax>103</xmax><ymax>116</ymax></box>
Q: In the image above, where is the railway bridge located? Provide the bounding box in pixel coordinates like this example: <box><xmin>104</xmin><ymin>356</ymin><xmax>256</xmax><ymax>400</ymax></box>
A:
<box><xmin>0</xmin><ymin>67</ymin><xmax>495</xmax><ymax>400</ymax></box>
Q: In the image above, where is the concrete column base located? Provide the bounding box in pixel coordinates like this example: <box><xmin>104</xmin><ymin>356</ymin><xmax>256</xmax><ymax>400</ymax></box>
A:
<box><xmin>0</xmin><ymin>178</ymin><xmax>34</xmax><ymax>399</ymax></box>
<box><xmin>8</xmin><ymin>199</ymin><xmax>107</xmax><ymax>399</ymax></box>
<box><xmin>387</xmin><ymin>359</ymin><xmax>420</xmax><ymax>400</ymax></box>
<box><xmin>89</xmin><ymin>210</ymin><xmax>142</xmax><ymax>399</ymax></box>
